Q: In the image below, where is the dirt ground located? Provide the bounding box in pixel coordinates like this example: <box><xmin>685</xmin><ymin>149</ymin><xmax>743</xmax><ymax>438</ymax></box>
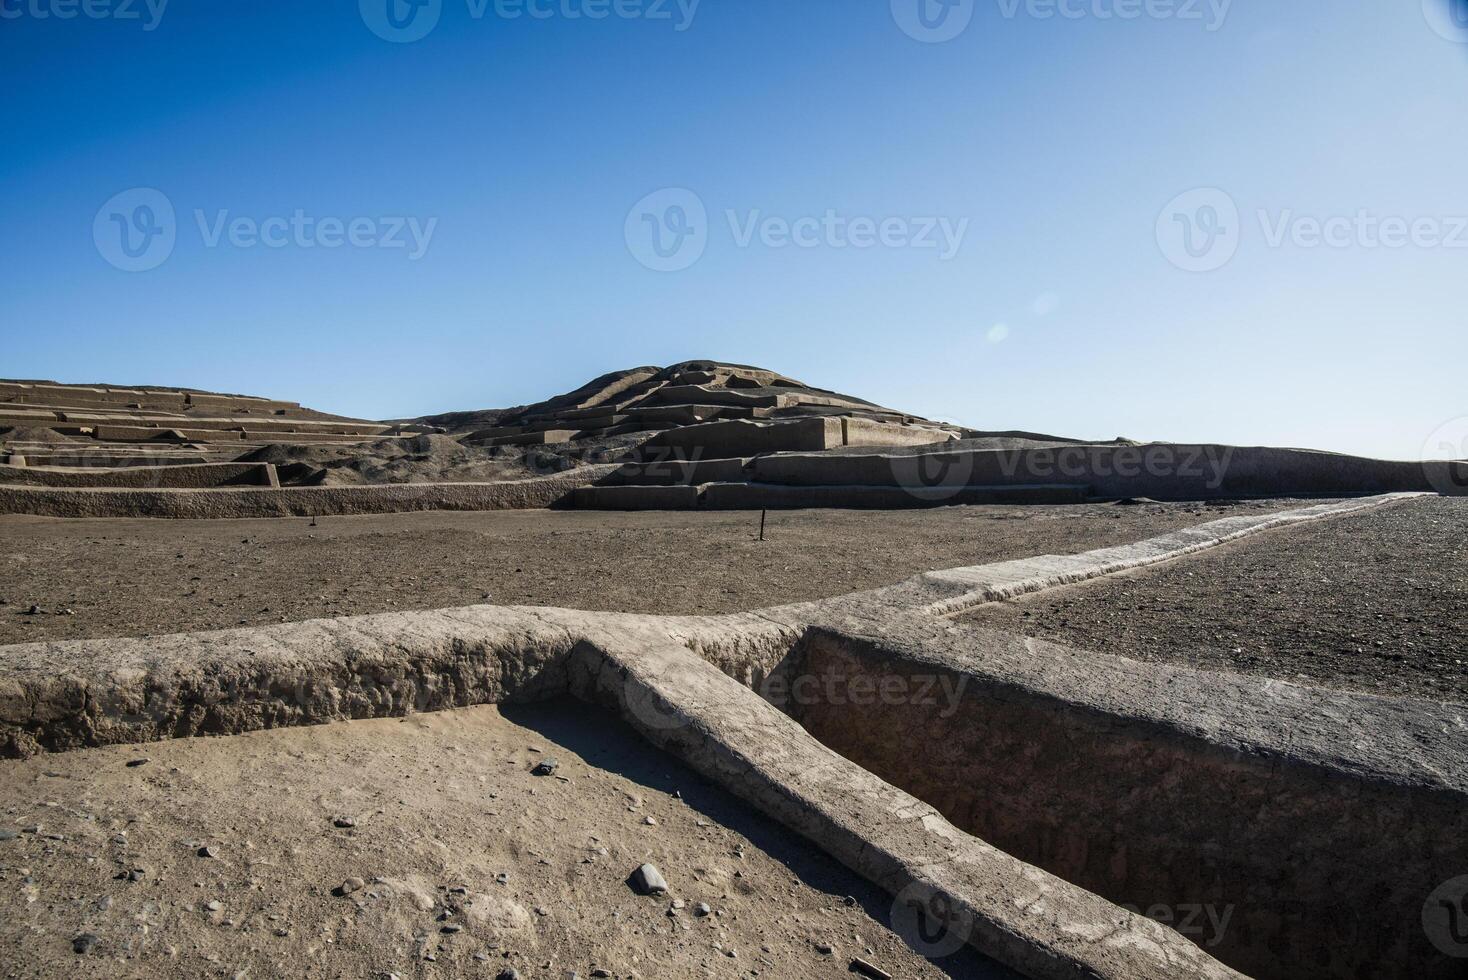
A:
<box><xmin>0</xmin><ymin>499</ymin><xmax>1332</xmax><ymax>645</ymax></box>
<box><xmin>0</xmin><ymin>700</ymin><xmax>1015</xmax><ymax>980</ymax></box>
<box><xmin>961</xmin><ymin>496</ymin><xmax>1468</xmax><ymax>703</ymax></box>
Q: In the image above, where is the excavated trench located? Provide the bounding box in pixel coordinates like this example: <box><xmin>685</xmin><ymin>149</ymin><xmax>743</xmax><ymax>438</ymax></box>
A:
<box><xmin>734</xmin><ymin>623</ymin><xmax>1466</xmax><ymax>980</ymax></box>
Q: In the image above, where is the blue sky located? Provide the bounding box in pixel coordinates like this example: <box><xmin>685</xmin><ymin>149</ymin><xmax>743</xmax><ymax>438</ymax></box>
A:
<box><xmin>3</xmin><ymin>0</ymin><xmax>1467</xmax><ymax>459</ymax></box>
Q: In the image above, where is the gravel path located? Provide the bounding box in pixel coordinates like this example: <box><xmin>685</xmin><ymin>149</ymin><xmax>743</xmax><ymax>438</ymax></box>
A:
<box><xmin>961</xmin><ymin>496</ymin><xmax>1467</xmax><ymax>703</ymax></box>
<box><xmin>0</xmin><ymin>700</ymin><xmax>1013</xmax><ymax>979</ymax></box>
<box><xmin>0</xmin><ymin>499</ymin><xmax>1325</xmax><ymax>643</ymax></box>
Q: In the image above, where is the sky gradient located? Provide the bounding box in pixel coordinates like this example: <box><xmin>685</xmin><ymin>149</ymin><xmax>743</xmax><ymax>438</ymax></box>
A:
<box><xmin>4</xmin><ymin>0</ymin><xmax>1467</xmax><ymax>459</ymax></box>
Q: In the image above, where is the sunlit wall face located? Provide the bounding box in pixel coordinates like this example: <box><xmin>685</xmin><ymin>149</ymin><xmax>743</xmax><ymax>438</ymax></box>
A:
<box><xmin>2</xmin><ymin>0</ymin><xmax>1465</xmax><ymax>460</ymax></box>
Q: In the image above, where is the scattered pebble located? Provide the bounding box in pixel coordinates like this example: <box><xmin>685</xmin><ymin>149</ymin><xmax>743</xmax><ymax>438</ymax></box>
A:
<box><xmin>337</xmin><ymin>876</ymin><xmax>366</xmax><ymax>896</ymax></box>
<box><xmin>197</xmin><ymin>845</ymin><xmax>218</xmax><ymax>859</ymax></box>
<box><xmin>531</xmin><ymin>757</ymin><xmax>559</xmax><ymax>776</ymax></box>
<box><xmin>125</xmin><ymin>758</ymin><xmax>150</xmax><ymax>768</ymax></box>
<box><xmin>72</xmin><ymin>933</ymin><xmax>99</xmax><ymax>955</ymax></box>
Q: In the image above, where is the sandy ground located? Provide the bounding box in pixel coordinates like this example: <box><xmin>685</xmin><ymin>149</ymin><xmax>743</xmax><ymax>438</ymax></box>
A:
<box><xmin>0</xmin><ymin>700</ymin><xmax>1015</xmax><ymax>980</ymax></box>
<box><xmin>0</xmin><ymin>499</ymin><xmax>1333</xmax><ymax>645</ymax></box>
<box><xmin>961</xmin><ymin>496</ymin><xmax>1468</xmax><ymax>703</ymax></box>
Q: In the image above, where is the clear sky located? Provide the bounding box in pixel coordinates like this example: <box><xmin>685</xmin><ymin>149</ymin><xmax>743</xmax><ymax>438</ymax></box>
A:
<box><xmin>4</xmin><ymin>0</ymin><xmax>1467</xmax><ymax>459</ymax></box>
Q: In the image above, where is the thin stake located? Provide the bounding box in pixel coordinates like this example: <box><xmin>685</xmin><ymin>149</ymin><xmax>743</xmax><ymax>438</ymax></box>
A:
<box><xmin>758</xmin><ymin>509</ymin><xmax>767</xmax><ymax>542</ymax></box>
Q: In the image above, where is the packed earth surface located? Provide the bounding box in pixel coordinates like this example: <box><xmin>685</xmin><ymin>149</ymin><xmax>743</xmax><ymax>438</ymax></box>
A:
<box><xmin>0</xmin><ymin>699</ymin><xmax>1017</xmax><ymax>980</ymax></box>
<box><xmin>961</xmin><ymin>495</ymin><xmax>1468</xmax><ymax>702</ymax></box>
<box><xmin>0</xmin><ymin>499</ymin><xmax>1335</xmax><ymax>644</ymax></box>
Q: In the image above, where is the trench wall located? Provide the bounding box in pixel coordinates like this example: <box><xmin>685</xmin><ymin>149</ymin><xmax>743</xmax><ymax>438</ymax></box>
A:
<box><xmin>787</xmin><ymin>626</ymin><xmax>1468</xmax><ymax>980</ymax></box>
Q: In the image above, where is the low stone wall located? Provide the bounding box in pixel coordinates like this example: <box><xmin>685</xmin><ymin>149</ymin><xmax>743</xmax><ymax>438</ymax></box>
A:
<box><xmin>786</xmin><ymin>620</ymin><xmax>1468</xmax><ymax>980</ymax></box>
<box><xmin>0</xmin><ymin>461</ymin><xmax>276</xmax><ymax>489</ymax></box>
<box><xmin>753</xmin><ymin>444</ymin><xmax>1467</xmax><ymax>498</ymax></box>
<box><xmin>643</xmin><ymin>417</ymin><xmax>841</xmax><ymax>458</ymax></box>
<box><xmin>0</xmin><ymin>466</ymin><xmax>613</xmax><ymax>518</ymax></box>
<box><xmin>0</xmin><ymin>606</ymin><xmax>1241</xmax><ymax>980</ymax></box>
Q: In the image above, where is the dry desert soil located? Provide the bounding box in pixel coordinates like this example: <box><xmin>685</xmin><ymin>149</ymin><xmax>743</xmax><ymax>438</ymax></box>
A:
<box><xmin>0</xmin><ymin>498</ymin><xmax>1336</xmax><ymax>645</ymax></box>
<box><xmin>961</xmin><ymin>495</ymin><xmax>1468</xmax><ymax>703</ymax></box>
<box><xmin>0</xmin><ymin>699</ymin><xmax>1018</xmax><ymax>980</ymax></box>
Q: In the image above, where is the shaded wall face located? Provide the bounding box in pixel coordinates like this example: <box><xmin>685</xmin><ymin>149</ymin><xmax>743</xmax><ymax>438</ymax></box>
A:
<box><xmin>782</xmin><ymin>632</ymin><xmax>1467</xmax><ymax>980</ymax></box>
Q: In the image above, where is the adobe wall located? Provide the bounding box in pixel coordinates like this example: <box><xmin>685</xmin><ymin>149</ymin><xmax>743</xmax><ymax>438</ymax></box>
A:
<box><xmin>0</xmin><ymin>462</ymin><xmax>275</xmax><ymax>489</ymax></box>
<box><xmin>0</xmin><ymin>466</ymin><xmax>613</xmax><ymax>518</ymax></box>
<box><xmin>643</xmin><ymin>417</ymin><xmax>841</xmax><ymax>458</ymax></box>
<box><xmin>752</xmin><ymin>444</ymin><xmax>1466</xmax><ymax>497</ymax></box>
<box><xmin>788</xmin><ymin>622</ymin><xmax>1468</xmax><ymax>980</ymax></box>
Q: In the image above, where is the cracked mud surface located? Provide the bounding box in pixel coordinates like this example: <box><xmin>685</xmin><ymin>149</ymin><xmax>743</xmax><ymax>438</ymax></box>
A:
<box><xmin>0</xmin><ymin>698</ymin><xmax>1013</xmax><ymax>980</ymax></box>
<box><xmin>0</xmin><ymin>498</ymin><xmax>1334</xmax><ymax>643</ymax></box>
<box><xmin>961</xmin><ymin>496</ymin><xmax>1467</xmax><ymax>702</ymax></box>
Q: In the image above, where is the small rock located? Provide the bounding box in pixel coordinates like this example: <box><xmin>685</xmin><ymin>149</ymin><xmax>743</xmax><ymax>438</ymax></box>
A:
<box><xmin>337</xmin><ymin>876</ymin><xmax>366</xmax><ymax>896</ymax></box>
<box><xmin>496</xmin><ymin>969</ymin><xmax>521</xmax><ymax>980</ymax></box>
<box><xmin>0</xmin><ymin>829</ymin><xmax>17</xmax><ymax>842</ymax></box>
<box><xmin>694</xmin><ymin>902</ymin><xmax>711</xmax><ymax>917</ymax></box>
<box><xmin>332</xmin><ymin>816</ymin><xmax>356</xmax><ymax>828</ymax></box>
<box><xmin>125</xmin><ymin>758</ymin><xmax>149</xmax><ymax>768</ymax></box>
<box><xmin>630</xmin><ymin>863</ymin><xmax>668</xmax><ymax>895</ymax></box>
<box><xmin>72</xmin><ymin>933</ymin><xmax>100</xmax><ymax>955</ymax></box>
<box><xmin>843</xmin><ymin>895</ymin><xmax>857</xmax><ymax>907</ymax></box>
<box><xmin>205</xmin><ymin>900</ymin><xmax>222</xmax><ymax>912</ymax></box>
<box><xmin>816</xmin><ymin>942</ymin><xmax>835</xmax><ymax>955</ymax></box>
<box><xmin>127</xmin><ymin>867</ymin><xmax>146</xmax><ymax>881</ymax></box>
<box><xmin>643</xmin><ymin>816</ymin><xmax>657</xmax><ymax>826</ymax></box>
<box><xmin>198</xmin><ymin>846</ymin><xmax>218</xmax><ymax>859</ymax></box>
<box><xmin>96</xmin><ymin>896</ymin><xmax>113</xmax><ymax>912</ymax></box>
<box><xmin>531</xmin><ymin>758</ymin><xmax>559</xmax><ymax>776</ymax></box>
<box><xmin>440</xmin><ymin>923</ymin><xmax>463</xmax><ymax>934</ymax></box>
<box><xmin>26</xmin><ymin>605</ymin><xmax>43</xmax><ymax>616</ymax></box>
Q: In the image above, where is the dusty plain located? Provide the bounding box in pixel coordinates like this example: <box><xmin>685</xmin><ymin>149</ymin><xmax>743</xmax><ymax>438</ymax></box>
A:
<box><xmin>961</xmin><ymin>495</ymin><xmax>1468</xmax><ymax>702</ymax></box>
<box><xmin>0</xmin><ymin>498</ymin><xmax>1337</xmax><ymax>645</ymax></box>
